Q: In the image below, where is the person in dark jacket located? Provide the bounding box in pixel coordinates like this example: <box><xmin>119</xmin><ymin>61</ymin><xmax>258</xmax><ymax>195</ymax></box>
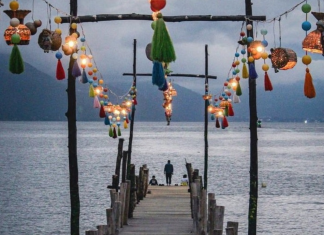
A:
<box><xmin>164</xmin><ymin>160</ymin><xmax>174</xmax><ymax>186</ymax></box>
<box><xmin>149</xmin><ymin>175</ymin><xmax>158</xmax><ymax>185</ymax></box>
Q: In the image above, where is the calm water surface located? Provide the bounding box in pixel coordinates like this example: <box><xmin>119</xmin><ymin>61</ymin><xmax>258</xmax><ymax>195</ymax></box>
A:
<box><xmin>0</xmin><ymin>121</ymin><xmax>323</xmax><ymax>234</ymax></box>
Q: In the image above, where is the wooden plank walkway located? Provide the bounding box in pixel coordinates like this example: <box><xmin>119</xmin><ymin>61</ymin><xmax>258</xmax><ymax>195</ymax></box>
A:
<box><xmin>119</xmin><ymin>185</ymin><xmax>193</xmax><ymax>235</ymax></box>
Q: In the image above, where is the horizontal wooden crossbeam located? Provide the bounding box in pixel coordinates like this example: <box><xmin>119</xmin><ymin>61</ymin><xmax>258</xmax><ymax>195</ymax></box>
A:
<box><xmin>123</xmin><ymin>73</ymin><xmax>217</xmax><ymax>79</ymax></box>
<box><xmin>61</xmin><ymin>14</ymin><xmax>266</xmax><ymax>23</ymax></box>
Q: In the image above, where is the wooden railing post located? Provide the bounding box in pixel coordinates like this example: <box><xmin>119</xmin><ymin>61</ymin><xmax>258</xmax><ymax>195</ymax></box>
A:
<box><xmin>85</xmin><ymin>230</ymin><xmax>98</xmax><ymax>235</ymax></box>
<box><xmin>227</xmin><ymin>221</ymin><xmax>239</xmax><ymax>235</ymax></box>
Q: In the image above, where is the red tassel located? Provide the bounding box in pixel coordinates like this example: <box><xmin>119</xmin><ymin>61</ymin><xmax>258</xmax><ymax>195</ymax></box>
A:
<box><xmin>264</xmin><ymin>72</ymin><xmax>273</xmax><ymax>91</ymax></box>
<box><xmin>228</xmin><ymin>103</ymin><xmax>234</xmax><ymax>116</ymax></box>
<box><xmin>223</xmin><ymin>116</ymin><xmax>229</xmax><ymax>128</ymax></box>
<box><xmin>133</xmin><ymin>97</ymin><xmax>138</xmax><ymax>105</ymax></box>
<box><xmin>99</xmin><ymin>105</ymin><xmax>106</xmax><ymax>118</ymax></box>
<box><xmin>216</xmin><ymin>118</ymin><xmax>220</xmax><ymax>128</ymax></box>
<box><xmin>304</xmin><ymin>68</ymin><xmax>316</xmax><ymax>98</ymax></box>
<box><xmin>126</xmin><ymin>116</ymin><xmax>129</xmax><ymax>124</ymax></box>
<box><xmin>56</xmin><ymin>59</ymin><xmax>65</xmax><ymax>80</ymax></box>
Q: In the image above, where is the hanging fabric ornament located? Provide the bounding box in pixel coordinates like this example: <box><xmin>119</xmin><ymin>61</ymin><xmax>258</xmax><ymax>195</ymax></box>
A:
<box><xmin>99</xmin><ymin>105</ymin><xmax>106</xmax><ymax>118</ymax></box>
<box><xmin>9</xmin><ymin>34</ymin><xmax>24</xmax><ymax>74</ymax></box>
<box><xmin>117</xmin><ymin>123</ymin><xmax>121</xmax><ymax>136</ymax></box>
<box><xmin>264</xmin><ymin>72</ymin><xmax>273</xmax><ymax>91</ymax></box>
<box><xmin>242</xmin><ymin>61</ymin><xmax>249</xmax><ymax>78</ymax></box>
<box><xmin>224</xmin><ymin>105</ymin><xmax>229</xmax><ymax>116</ymax></box>
<box><xmin>248</xmin><ymin>56</ymin><xmax>258</xmax><ymax>79</ymax></box>
<box><xmin>80</xmin><ymin>69</ymin><xmax>88</xmax><ymax>84</ymax></box>
<box><xmin>228</xmin><ymin>103</ymin><xmax>234</xmax><ymax>116</ymax></box>
<box><xmin>223</xmin><ymin>116</ymin><xmax>229</xmax><ymax>128</ymax></box>
<box><xmin>215</xmin><ymin>117</ymin><xmax>220</xmax><ymax>128</ymax></box>
<box><xmin>158</xmin><ymin>79</ymin><xmax>168</xmax><ymax>91</ymax></box>
<box><xmin>151</xmin><ymin>13</ymin><xmax>176</xmax><ymax>63</ymax></box>
<box><xmin>128</xmin><ymin>112</ymin><xmax>132</xmax><ymax>121</ymax></box>
<box><xmin>233</xmin><ymin>93</ymin><xmax>241</xmax><ymax>103</ymax></box>
<box><xmin>304</xmin><ymin>68</ymin><xmax>316</xmax><ymax>98</ymax></box>
<box><xmin>93</xmin><ymin>96</ymin><xmax>100</xmax><ymax>108</ymax></box>
<box><xmin>152</xmin><ymin>61</ymin><xmax>165</xmax><ymax>87</ymax></box>
<box><xmin>113</xmin><ymin>124</ymin><xmax>117</xmax><ymax>139</ymax></box>
<box><xmin>236</xmin><ymin>81</ymin><xmax>242</xmax><ymax>96</ymax></box>
<box><xmin>104</xmin><ymin>114</ymin><xmax>110</xmax><ymax>125</ymax></box>
<box><xmin>211</xmin><ymin>114</ymin><xmax>215</xmax><ymax>121</ymax></box>
<box><xmin>89</xmin><ymin>84</ymin><xmax>95</xmax><ymax>97</ymax></box>
<box><xmin>55</xmin><ymin>51</ymin><xmax>65</xmax><ymax>80</ymax></box>
<box><xmin>124</xmin><ymin>119</ymin><xmax>128</xmax><ymax>129</ymax></box>
<box><xmin>109</xmin><ymin>125</ymin><xmax>113</xmax><ymax>137</ymax></box>
<box><xmin>72</xmin><ymin>60</ymin><xmax>81</xmax><ymax>77</ymax></box>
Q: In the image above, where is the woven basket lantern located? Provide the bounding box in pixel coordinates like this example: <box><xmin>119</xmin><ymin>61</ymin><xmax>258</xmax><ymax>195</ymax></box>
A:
<box><xmin>270</xmin><ymin>48</ymin><xmax>297</xmax><ymax>70</ymax></box>
<box><xmin>38</xmin><ymin>29</ymin><xmax>62</xmax><ymax>51</ymax></box>
<box><xmin>302</xmin><ymin>30</ymin><xmax>323</xmax><ymax>54</ymax></box>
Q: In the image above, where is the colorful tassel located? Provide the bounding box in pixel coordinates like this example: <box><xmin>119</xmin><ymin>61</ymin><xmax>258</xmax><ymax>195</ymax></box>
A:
<box><xmin>124</xmin><ymin>120</ymin><xmax>128</xmax><ymax>129</ymax></box>
<box><xmin>228</xmin><ymin>103</ymin><xmax>234</xmax><ymax>116</ymax></box>
<box><xmin>133</xmin><ymin>98</ymin><xmax>138</xmax><ymax>105</ymax></box>
<box><xmin>158</xmin><ymin>79</ymin><xmax>168</xmax><ymax>91</ymax></box>
<box><xmin>223</xmin><ymin>116</ymin><xmax>229</xmax><ymax>128</ymax></box>
<box><xmin>216</xmin><ymin>118</ymin><xmax>220</xmax><ymax>128</ymax></box>
<box><xmin>113</xmin><ymin>126</ymin><xmax>117</xmax><ymax>139</ymax></box>
<box><xmin>9</xmin><ymin>44</ymin><xmax>24</xmax><ymax>74</ymax></box>
<box><xmin>233</xmin><ymin>93</ymin><xmax>241</xmax><ymax>103</ymax></box>
<box><xmin>249</xmin><ymin>63</ymin><xmax>258</xmax><ymax>79</ymax></box>
<box><xmin>126</xmin><ymin>116</ymin><xmax>129</xmax><ymax>124</ymax></box>
<box><xmin>242</xmin><ymin>63</ymin><xmax>249</xmax><ymax>79</ymax></box>
<box><xmin>99</xmin><ymin>105</ymin><xmax>106</xmax><ymax>118</ymax></box>
<box><xmin>72</xmin><ymin>60</ymin><xmax>81</xmax><ymax>77</ymax></box>
<box><xmin>89</xmin><ymin>84</ymin><xmax>95</xmax><ymax>97</ymax></box>
<box><xmin>152</xmin><ymin>61</ymin><xmax>165</xmax><ymax>87</ymax></box>
<box><xmin>211</xmin><ymin>114</ymin><xmax>215</xmax><ymax>121</ymax></box>
<box><xmin>56</xmin><ymin>59</ymin><xmax>65</xmax><ymax>80</ymax></box>
<box><xmin>80</xmin><ymin>69</ymin><xmax>88</xmax><ymax>84</ymax></box>
<box><xmin>264</xmin><ymin>72</ymin><xmax>273</xmax><ymax>91</ymax></box>
<box><xmin>224</xmin><ymin>105</ymin><xmax>228</xmax><ymax>116</ymax></box>
<box><xmin>128</xmin><ymin>112</ymin><xmax>132</xmax><ymax>121</ymax></box>
<box><xmin>151</xmin><ymin>14</ymin><xmax>176</xmax><ymax>63</ymax></box>
<box><xmin>109</xmin><ymin>126</ymin><xmax>113</xmax><ymax>137</ymax></box>
<box><xmin>304</xmin><ymin>68</ymin><xmax>316</xmax><ymax>98</ymax></box>
<box><xmin>104</xmin><ymin>115</ymin><xmax>110</xmax><ymax>125</ymax></box>
<box><xmin>117</xmin><ymin>125</ymin><xmax>121</xmax><ymax>136</ymax></box>
<box><xmin>236</xmin><ymin>82</ymin><xmax>242</xmax><ymax>96</ymax></box>
<box><xmin>93</xmin><ymin>96</ymin><xmax>100</xmax><ymax>108</ymax></box>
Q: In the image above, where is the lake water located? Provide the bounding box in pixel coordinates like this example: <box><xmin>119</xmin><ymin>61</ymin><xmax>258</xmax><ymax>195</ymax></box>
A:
<box><xmin>0</xmin><ymin>121</ymin><xmax>323</xmax><ymax>235</ymax></box>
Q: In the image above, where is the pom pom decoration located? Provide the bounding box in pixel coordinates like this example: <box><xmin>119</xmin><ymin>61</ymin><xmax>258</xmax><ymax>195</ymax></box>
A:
<box><xmin>104</xmin><ymin>115</ymin><xmax>111</xmax><ymax>125</ymax></box>
<box><xmin>117</xmin><ymin>124</ymin><xmax>122</xmax><ymax>136</ymax></box>
<box><xmin>55</xmin><ymin>51</ymin><xmax>65</xmax><ymax>80</ymax></box>
<box><xmin>99</xmin><ymin>105</ymin><xmax>106</xmax><ymax>118</ymax></box>
<box><xmin>113</xmin><ymin>125</ymin><xmax>117</xmax><ymax>139</ymax></box>
<box><xmin>109</xmin><ymin>126</ymin><xmax>113</xmax><ymax>137</ymax></box>
<box><xmin>72</xmin><ymin>60</ymin><xmax>81</xmax><ymax>77</ymax></box>
<box><xmin>80</xmin><ymin>69</ymin><xmax>89</xmax><ymax>84</ymax></box>
<box><xmin>264</xmin><ymin>72</ymin><xmax>273</xmax><ymax>91</ymax></box>
<box><xmin>248</xmin><ymin>57</ymin><xmax>258</xmax><ymax>79</ymax></box>
<box><xmin>89</xmin><ymin>84</ymin><xmax>95</xmax><ymax>98</ymax></box>
<box><xmin>228</xmin><ymin>103</ymin><xmax>234</xmax><ymax>116</ymax></box>
<box><xmin>150</xmin><ymin>0</ymin><xmax>166</xmax><ymax>12</ymax></box>
<box><xmin>151</xmin><ymin>13</ymin><xmax>176</xmax><ymax>63</ymax></box>
<box><xmin>215</xmin><ymin>118</ymin><xmax>220</xmax><ymax>128</ymax></box>
<box><xmin>93</xmin><ymin>96</ymin><xmax>100</xmax><ymax>108</ymax></box>
<box><xmin>152</xmin><ymin>61</ymin><xmax>165</xmax><ymax>87</ymax></box>
<box><xmin>236</xmin><ymin>81</ymin><xmax>242</xmax><ymax>96</ymax></box>
<box><xmin>9</xmin><ymin>34</ymin><xmax>24</xmax><ymax>74</ymax></box>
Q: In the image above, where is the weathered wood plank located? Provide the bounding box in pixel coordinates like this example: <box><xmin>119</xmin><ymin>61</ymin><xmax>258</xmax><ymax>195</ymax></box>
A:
<box><xmin>119</xmin><ymin>186</ymin><xmax>192</xmax><ymax>235</ymax></box>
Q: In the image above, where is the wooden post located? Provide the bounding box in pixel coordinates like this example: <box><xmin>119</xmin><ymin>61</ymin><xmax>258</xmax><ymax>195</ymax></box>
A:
<box><xmin>208</xmin><ymin>193</ymin><xmax>216</xmax><ymax>232</ymax></box>
<box><xmin>135</xmin><ymin>175</ymin><xmax>140</xmax><ymax>204</ymax></box>
<box><xmin>110</xmin><ymin>189</ymin><xmax>117</xmax><ymax>208</ymax></box>
<box><xmin>111</xmin><ymin>138</ymin><xmax>124</xmax><ymax>191</ymax></box>
<box><xmin>114</xmin><ymin>201</ymin><xmax>122</xmax><ymax>231</ymax></box>
<box><xmin>67</xmin><ymin>1</ymin><xmax>80</xmax><ymax>234</ymax></box>
<box><xmin>143</xmin><ymin>166</ymin><xmax>149</xmax><ymax>197</ymax></box>
<box><xmin>106</xmin><ymin>208</ymin><xmax>115</xmax><ymax>235</ymax></box>
<box><xmin>121</xmin><ymin>151</ymin><xmax>128</xmax><ymax>183</ymax></box>
<box><xmin>200</xmin><ymin>189</ymin><xmax>207</xmax><ymax>234</ymax></box>
<box><xmin>227</xmin><ymin>221</ymin><xmax>239</xmax><ymax>235</ymax></box>
<box><xmin>123</xmin><ymin>180</ymin><xmax>131</xmax><ymax>225</ymax></box>
<box><xmin>85</xmin><ymin>231</ymin><xmax>98</xmax><ymax>235</ymax></box>
<box><xmin>119</xmin><ymin>183</ymin><xmax>126</xmax><ymax>228</ymax></box>
<box><xmin>203</xmin><ymin>44</ymin><xmax>209</xmax><ymax>190</ymax></box>
<box><xmin>215</xmin><ymin>206</ymin><xmax>225</xmax><ymax>234</ymax></box>
<box><xmin>226</xmin><ymin>227</ymin><xmax>235</xmax><ymax>235</ymax></box>
<box><xmin>128</xmin><ymin>164</ymin><xmax>136</xmax><ymax>218</ymax></box>
<box><xmin>138</xmin><ymin>166</ymin><xmax>144</xmax><ymax>201</ymax></box>
<box><xmin>96</xmin><ymin>225</ymin><xmax>109</xmax><ymax>235</ymax></box>
<box><xmin>212</xmin><ymin>230</ymin><xmax>223</xmax><ymax>235</ymax></box>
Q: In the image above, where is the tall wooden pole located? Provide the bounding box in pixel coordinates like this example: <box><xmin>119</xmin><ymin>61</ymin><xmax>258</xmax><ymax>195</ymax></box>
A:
<box><xmin>245</xmin><ymin>0</ymin><xmax>258</xmax><ymax>234</ymax></box>
<box><xmin>127</xmin><ymin>39</ymin><xmax>137</xmax><ymax>177</ymax></box>
<box><xmin>204</xmin><ymin>44</ymin><xmax>209</xmax><ymax>190</ymax></box>
<box><xmin>67</xmin><ymin>0</ymin><xmax>80</xmax><ymax>234</ymax></box>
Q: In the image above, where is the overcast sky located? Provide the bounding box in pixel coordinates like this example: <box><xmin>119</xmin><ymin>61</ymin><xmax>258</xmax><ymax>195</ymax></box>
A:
<box><xmin>0</xmin><ymin>0</ymin><xmax>323</xmax><ymax>95</ymax></box>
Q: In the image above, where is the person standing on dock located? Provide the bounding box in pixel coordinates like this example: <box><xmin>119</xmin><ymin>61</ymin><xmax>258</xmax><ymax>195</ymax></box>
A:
<box><xmin>164</xmin><ymin>160</ymin><xmax>174</xmax><ymax>186</ymax></box>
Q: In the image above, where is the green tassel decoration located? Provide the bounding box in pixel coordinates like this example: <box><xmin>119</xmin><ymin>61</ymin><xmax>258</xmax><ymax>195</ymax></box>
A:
<box><xmin>236</xmin><ymin>82</ymin><xmax>242</xmax><ymax>96</ymax></box>
<box><xmin>109</xmin><ymin>126</ymin><xmax>113</xmax><ymax>137</ymax></box>
<box><xmin>242</xmin><ymin>63</ymin><xmax>249</xmax><ymax>79</ymax></box>
<box><xmin>151</xmin><ymin>13</ymin><xmax>176</xmax><ymax>63</ymax></box>
<box><xmin>118</xmin><ymin>126</ymin><xmax>121</xmax><ymax>136</ymax></box>
<box><xmin>9</xmin><ymin>44</ymin><xmax>24</xmax><ymax>74</ymax></box>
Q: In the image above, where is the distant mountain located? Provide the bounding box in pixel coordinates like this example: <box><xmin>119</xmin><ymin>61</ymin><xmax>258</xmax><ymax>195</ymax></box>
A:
<box><xmin>0</xmin><ymin>53</ymin><xmax>323</xmax><ymax>122</ymax></box>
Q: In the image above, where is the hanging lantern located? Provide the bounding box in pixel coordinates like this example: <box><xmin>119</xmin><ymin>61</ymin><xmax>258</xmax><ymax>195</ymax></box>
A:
<box><xmin>3</xmin><ymin>10</ymin><xmax>31</xmax><ymax>45</ymax></box>
<box><xmin>248</xmin><ymin>40</ymin><xmax>264</xmax><ymax>60</ymax></box>
<box><xmin>38</xmin><ymin>29</ymin><xmax>62</xmax><ymax>52</ymax></box>
<box><xmin>202</xmin><ymin>94</ymin><xmax>212</xmax><ymax>100</ymax></box>
<box><xmin>270</xmin><ymin>48</ymin><xmax>297</xmax><ymax>70</ymax></box>
<box><xmin>302</xmin><ymin>12</ymin><xmax>324</xmax><ymax>54</ymax></box>
<box><xmin>150</xmin><ymin>0</ymin><xmax>166</xmax><ymax>12</ymax></box>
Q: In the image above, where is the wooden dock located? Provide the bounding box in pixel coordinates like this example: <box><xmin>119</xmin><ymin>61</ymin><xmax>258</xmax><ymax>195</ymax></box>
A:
<box><xmin>119</xmin><ymin>185</ymin><xmax>193</xmax><ymax>235</ymax></box>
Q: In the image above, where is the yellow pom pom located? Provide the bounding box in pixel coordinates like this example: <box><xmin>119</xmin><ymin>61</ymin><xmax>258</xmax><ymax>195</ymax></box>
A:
<box><xmin>71</xmin><ymin>23</ymin><xmax>77</xmax><ymax>29</ymax></box>
<box><xmin>88</xmin><ymin>62</ymin><xmax>93</xmax><ymax>68</ymax></box>
<box><xmin>55</xmin><ymin>28</ymin><xmax>62</xmax><ymax>35</ymax></box>
<box><xmin>262</xmin><ymin>64</ymin><xmax>269</xmax><ymax>71</ymax></box>
<box><xmin>261</xmin><ymin>52</ymin><xmax>268</xmax><ymax>60</ymax></box>
<box><xmin>248</xmin><ymin>56</ymin><xmax>254</xmax><ymax>63</ymax></box>
<box><xmin>302</xmin><ymin>55</ymin><xmax>312</xmax><ymax>65</ymax></box>
<box><xmin>93</xmin><ymin>68</ymin><xmax>98</xmax><ymax>73</ymax></box>
<box><xmin>54</xmin><ymin>16</ymin><xmax>62</xmax><ymax>24</ymax></box>
<box><xmin>99</xmin><ymin>79</ymin><xmax>104</xmax><ymax>85</ymax></box>
<box><xmin>235</xmin><ymin>60</ymin><xmax>240</xmax><ymax>66</ymax></box>
<box><xmin>9</xmin><ymin>1</ymin><xmax>19</xmax><ymax>11</ymax></box>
